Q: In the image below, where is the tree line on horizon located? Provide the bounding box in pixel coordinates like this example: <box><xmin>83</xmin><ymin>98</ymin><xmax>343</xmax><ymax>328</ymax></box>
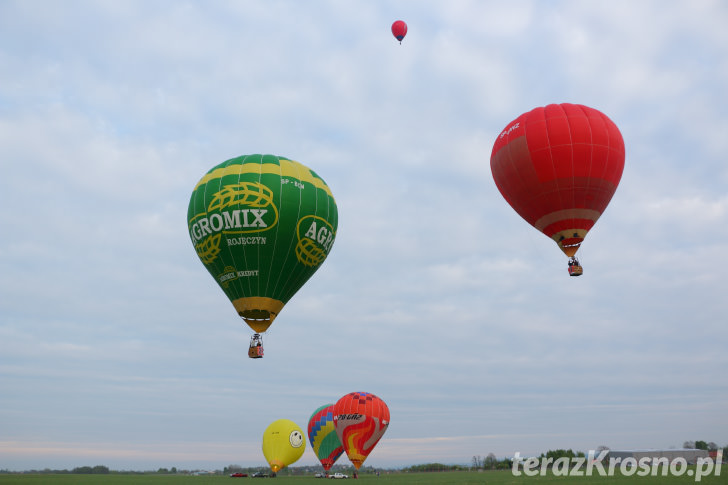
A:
<box><xmin>2</xmin><ymin>439</ymin><xmax>725</xmax><ymax>475</ymax></box>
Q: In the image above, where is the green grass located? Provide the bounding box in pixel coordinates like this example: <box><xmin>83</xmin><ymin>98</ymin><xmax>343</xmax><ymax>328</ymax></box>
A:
<box><xmin>0</xmin><ymin>469</ymin><xmax>725</xmax><ymax>485</ymax></box>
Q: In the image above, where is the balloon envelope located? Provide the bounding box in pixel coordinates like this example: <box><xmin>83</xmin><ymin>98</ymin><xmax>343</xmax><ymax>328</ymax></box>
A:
<box><xmin>490</xmin><ymin>104</ymin><xmax>625</xmax><ymax>257</ymax></box>
<box><xmin>187</xmin><ymin>154</ymin><xmax>338</xmax><ymax>333</ymax></box>
<box><xmin>308</xmin><ymin>404</ymin><xmax>344</xmax><ymax>471</ymax></box>
<box><xmin>391</xmin><ymin>20</ymin><xmax>407</xmax><ymax>42</ymax></box>
<box><xmin>262</xmin><ymin>419</ymin><xmax>306</xmax><ymax>473</ymax></box>
<box><xmin>333</xmin><ymin>392</ymin><xmax>390</xmax><ymax>469</ymax></box>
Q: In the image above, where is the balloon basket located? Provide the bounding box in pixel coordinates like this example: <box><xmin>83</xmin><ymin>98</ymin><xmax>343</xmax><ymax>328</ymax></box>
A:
<box><xmin>568</xmin><ymin>258</ymin><xmax>583</xmax><ymax>277</ymax></box>
<box><xmin>248</xmin><ymin>333</ymin><xmax>264</xmax><ymax>358</ymax></box>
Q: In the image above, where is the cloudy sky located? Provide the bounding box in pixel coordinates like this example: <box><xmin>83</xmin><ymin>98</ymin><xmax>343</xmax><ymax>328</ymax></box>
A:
<box><xmin>1</xmin><ymin>0</ymin><xmax>727</xmax><ymax>472</ymax></box>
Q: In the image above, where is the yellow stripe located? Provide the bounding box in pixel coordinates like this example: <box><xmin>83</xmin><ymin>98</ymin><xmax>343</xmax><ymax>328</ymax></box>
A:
<box><xmin>193</xmin><ymin>157</ymin><xmax>334</xmax><ymax>198</ymax></box>
<box><xmin>534</xmin><ymin>208</ymin><xmax>601</xmax><ymax>231</ymax></box>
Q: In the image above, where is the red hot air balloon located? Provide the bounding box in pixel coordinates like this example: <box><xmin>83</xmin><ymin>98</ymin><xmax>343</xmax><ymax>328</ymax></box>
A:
<box><xmin>391</xmin><ymin>20</ymin><xmax>407</xmax><ymax>44</ymax></box>
<box><xmin>333</xmin><ymin>392</ymin><xmax>389</xmax><ymax>470</ymax></box>
<box><xmin>490</xmin><ymin>103</ymin><xmax>625</xmax><ymax>276</ymax></box>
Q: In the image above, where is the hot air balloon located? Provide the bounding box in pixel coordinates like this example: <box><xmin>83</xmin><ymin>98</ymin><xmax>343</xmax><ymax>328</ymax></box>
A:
<box><xmin>391</xmin><ymin>20</ymin><xmax>407</xmax><ymax>44</ymax></box>
<box><xmin>308</xmin><ymin>404</ymin><xmax>344</xmax><ymax>473</ymax></box>
<box><xmin>333</xmin><ymin>392</ymin><xmax>390</xmax><ymax>469</ymax></box>
<box><xmin>262</xmin><ymin>419</ymin><xmax>306</xmax><ymax>474</ymax></box>
<box><xmin>490</xmin><ymin>104</ymin><xmax>625</xmax><ymax>276</ymax></box>
<box><xmin>188</xmin><ymin>154</ymin><xmax>338</xmax><ymax>356</ymax></box>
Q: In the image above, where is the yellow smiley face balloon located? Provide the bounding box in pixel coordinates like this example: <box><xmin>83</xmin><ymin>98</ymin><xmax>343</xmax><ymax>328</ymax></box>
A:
<box><xmin>262</xmin><ymin>419</ymin><xmax>306</xmax><ymax>473</ymax></box>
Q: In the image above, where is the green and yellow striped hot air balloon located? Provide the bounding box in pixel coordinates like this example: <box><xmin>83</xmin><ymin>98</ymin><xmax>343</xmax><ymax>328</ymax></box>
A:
<box><xmin>308</xmin><ymin>404</ymin><xmax>344</xmax><ymax>471</ymax></box>
<box><xmin>187</xmin><ymin>154</ymin><xmax>337</xmax><ymax>356</ymax></box>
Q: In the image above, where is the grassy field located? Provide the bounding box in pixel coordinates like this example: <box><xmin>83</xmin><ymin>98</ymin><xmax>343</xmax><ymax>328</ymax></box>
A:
<box><xmin>0</xmin><ymin>469</ymin><xmax>724</xmax><ymax>485</ymax></box>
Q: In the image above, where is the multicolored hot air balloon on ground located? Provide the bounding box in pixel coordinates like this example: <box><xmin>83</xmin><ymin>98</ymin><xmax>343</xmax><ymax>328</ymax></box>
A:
<box><xmin>262</xmin><ymin>419</ymin><xmax>306</xmax><ymax>474</ymax></box>
<box><xmin>333</xmin><ymin>392</ymin><xmax>390</xmax><ymax>470</ymax></box>
<box><xmin>490</xmin><ymin>104</ymin><xmax>625</xmax><ymax>276</ymax></box>
<box><xmin>308</xmin><ymin>404</ymin><xmax>344</xmax><ymax>472</ymax></box>
<box><xmin>188</xmin><ymin>154</ymin><xmax>338</xmax><ymax>356</ymax></box>
<box><xmin>391</xmin><ymin>20</ymin><xmax>407</xmax><ymax>44</ymax></box>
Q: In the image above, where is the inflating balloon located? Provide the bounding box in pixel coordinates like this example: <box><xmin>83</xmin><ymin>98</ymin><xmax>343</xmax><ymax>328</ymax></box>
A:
<box><xmin>333</xmin><ymin>392</ymin><xmax>390</xmax><ymax>469</ymax></box>
<box><xmin>187</xmin><ymin>154</ymin><xmax>338</xmax><ymax>355</ymax></box>
<box><xmin>308</xmin><ymin>404</ymin><xmax>344</xmax><ymax>471</ymax></box>
<box><xmin>262</xmin><ymin>419</ymin><xmax>306</xmax><ymax>473</ymax></box>
<box><xmin>391</xmin><ymin>20</ymin><xmax>407</xmax><ymax>44</ymax></box>
<box><xmin>490</xmin><ymin>104</ymin><xmax>625</xmax><ymax>276</ymax></box>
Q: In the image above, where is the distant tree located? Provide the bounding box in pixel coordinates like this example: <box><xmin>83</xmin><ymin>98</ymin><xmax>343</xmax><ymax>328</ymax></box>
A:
<box><xmin>403</xmin><ymin>463</ymin><xmax>462</xmax><ymax>472</ymax></box>
<box><xmin>496</xmin><ymin>458</ymin><xmax>513</xmax><ymax>470</ymax></box>
<box><xmin>471</xmin><ymin>456</ymin><xmax>482</xmax><ymax>469</ymax></box>
<box><xmin>684</xmin><ymin>441</ymin><xmax>696</xmax><ymax>449</ymax></box>
<box><xmin>695</xmin><ymin>440</ymin><xmax>709</xmax><ymax>450</ymax></box>
<box><xmin>157</xmin><ymin>468</ymin><xmax>169</xmax><ymax>474</ymax></box>
<box><xmin>171</xmin><ymin>467</ymin><xmax>177</xmax><ymax>474</ymax></box>
<box><xmin>484</xmin><ymin>453</ymin><xmax>498</xmax><ymax>469</ymax></box>
<box><xmin>72</xmin><ymin>466</ymin><xmax>108</xmax><ymax>474</ymax></box>
<box><xmin>707</xmin><ymin>442</ymin><xmax>718</xmax><ymax>451</ymax></box>
<box><xmin>542</xmin><ymin>449</ymin><xmax>577</xmax><ymax>460</ymax></box>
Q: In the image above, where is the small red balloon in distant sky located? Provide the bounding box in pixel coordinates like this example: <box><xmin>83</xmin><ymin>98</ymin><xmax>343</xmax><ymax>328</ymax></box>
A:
<box><xmin>391</xmin><ymin>20</ymin><xmax>407</xmax><ymax>44</ymax></box>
